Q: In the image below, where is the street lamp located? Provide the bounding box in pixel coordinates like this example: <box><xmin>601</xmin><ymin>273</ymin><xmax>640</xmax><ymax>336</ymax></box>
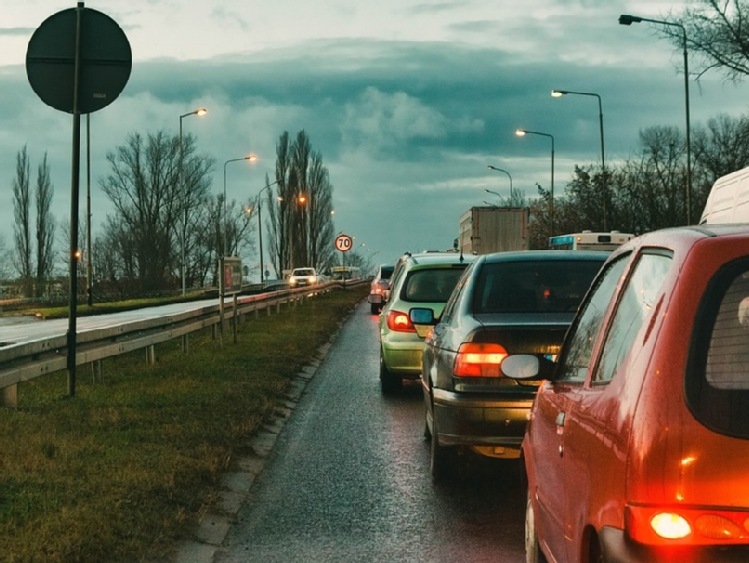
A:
<box><xmin>223</xmin><ymin>154</ymin><xmax>257</xmax><ymax>258</ymax></box>
<box><xmin>551</xmin><ymin>89</ymin><xmax>608</xmax><ymax>229</ymax></box>
<box><xmin>255</xmin><ymin>179</ymin><xmax>281</xmax><ymax>285</ymax></box>
<box><xmin>619</xmin><ymin>14</ymin><xmax>692</xmax><ymax>223</ymax></box>
<box><xmin>487</xmin><ymin>165</ymin><xmax>513</xmax><ymax>201</ymax></box>
<box><xmin>516</xmin><ymin>129</ymin><xmax>555</xmax><ymax>234</ymax></box>
<box><xmin>179</xmin><ymin>107</ymin><xmax>207</xmax><ymax>294</ymax></box>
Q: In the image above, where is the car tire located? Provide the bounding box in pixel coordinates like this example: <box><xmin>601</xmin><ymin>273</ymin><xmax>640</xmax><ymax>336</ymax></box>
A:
<box><xmin>525</xmin><ymin>489</ymin><xmax>548</xmax><ymax>563</ymax></box>
<box><xmin>380</xmin><ymin>358</ymin><xmax>402</xmax><ymax>394</ymax></box>
<box><xmin>370</xmin><ymin>303</ymin><xmax>380</xmax><ymax>315</ymax></box>
<box><xmin>430</xmin><ymin>405</ymin><xmax>453</xmax><ymax>481</ymax></box>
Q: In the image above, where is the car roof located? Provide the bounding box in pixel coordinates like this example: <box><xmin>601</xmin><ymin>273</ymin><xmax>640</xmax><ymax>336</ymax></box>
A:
<box><xmin>607</xmin><ymin>224</ymin><xmax>749</xmax><ymax>260</ymax></box>
<box><xmin>399</xmin><ymin>252</ymin><xmax>476</xmax><ymax>267</ymax></box>
<box><xmin>479</xmin><ymin>249</ymin><xmax>609</xmax><ymax>264</ymax></box>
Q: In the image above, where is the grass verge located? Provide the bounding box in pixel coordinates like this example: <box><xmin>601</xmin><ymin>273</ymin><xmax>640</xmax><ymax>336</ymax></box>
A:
<box><xmin>0</xmin><ymin>285</ymin><xmax>368</xmax><ymax>562</ymax></box>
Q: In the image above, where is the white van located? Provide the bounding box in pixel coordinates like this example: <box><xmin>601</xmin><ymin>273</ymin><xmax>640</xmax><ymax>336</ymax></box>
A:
<box><xmin>700</xmin><ymin>166</ymin><xmax>749</xmax><ymax>224</ymax></box>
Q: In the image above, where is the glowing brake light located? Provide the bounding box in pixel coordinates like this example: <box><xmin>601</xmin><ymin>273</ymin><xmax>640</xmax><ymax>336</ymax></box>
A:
<box><xmin>453</xmin><ymin>343</ymin><xmax>508</xmax><ymax>377</ymax></box>
<box><xmin>627</xmin><ymin>505</ymin><xmax>749</xmax><ymax>545</ymax></box>
<box><xmin>650</xmin><ymin>513</ymin><xmax>692</xmax><ymax>539</ymax></box>
<box><xmin>386</xmin><ymin>310</ymin><xmax>415</xmax><ymax>332</ymax></box>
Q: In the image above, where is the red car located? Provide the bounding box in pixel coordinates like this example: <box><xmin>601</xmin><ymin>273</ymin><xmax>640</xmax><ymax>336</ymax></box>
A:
<box><xmin>504</xmin><ymin>225</ymin><xmax>749</xmax><ymax>562</ymax></box>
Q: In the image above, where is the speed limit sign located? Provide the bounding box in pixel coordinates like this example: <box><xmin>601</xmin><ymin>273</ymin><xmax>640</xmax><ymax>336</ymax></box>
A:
<box><xmin>335</xmin><ymin>234</ymin><xmax>353</xmax><ymax>252</ymax></box>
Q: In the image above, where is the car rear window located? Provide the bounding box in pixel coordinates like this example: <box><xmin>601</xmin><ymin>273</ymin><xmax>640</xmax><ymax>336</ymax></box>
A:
<box><xmin>688</xmin><ymin>259</ymin><xmax>749</xmax><ymax>437</ymax></box>
<box><xmin>472</xmin><ymin>259</ymin><xmax>604</xmax><ymax>314</ymax></box>
<box><xmin>402</xmin><ymin>267</ymin><xmax>466</xmax><ymax>303</ymax></box>
<box><xmin>380</xmin><ymin>266</ymin><xmax>394</xmax><ymax>279</ymax></box>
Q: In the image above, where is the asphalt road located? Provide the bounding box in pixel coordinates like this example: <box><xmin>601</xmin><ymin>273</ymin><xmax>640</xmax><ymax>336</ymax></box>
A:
<box><xmin>214</xmin><ymin>300</ymin><xmax>526</xmax><ymax>562</ymax></box>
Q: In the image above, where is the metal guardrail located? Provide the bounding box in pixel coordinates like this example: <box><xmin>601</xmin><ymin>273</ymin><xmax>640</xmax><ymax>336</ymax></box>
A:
<box><xmin>0</xmin><ymin>279</ymin><xmax>368</xmax><ymax>408</ymax></box>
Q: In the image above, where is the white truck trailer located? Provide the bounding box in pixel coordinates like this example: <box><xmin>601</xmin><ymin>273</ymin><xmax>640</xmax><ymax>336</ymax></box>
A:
<box><xmin>458</xmin><ymin>206</ymin><xmax>530</xmax><ymax>255</ymax></box>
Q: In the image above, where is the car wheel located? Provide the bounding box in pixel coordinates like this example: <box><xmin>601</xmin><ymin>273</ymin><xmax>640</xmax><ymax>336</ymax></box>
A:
<box><xmin>370</xmin><ymin>303</ymin><xmax>380</xmax><ymax>315</ymax></box>
<box><xmin>525</xmin><ymin>489</ymin><xmax>548</xmax><ymax>563</ymax></box>
<box><xmin>380</xmin><ymin>358</ymin><xmax>402</xmax><ymax>394</ymax></box>
<box><xmin>423</xmin><ymin>406</ymin><xmax>432</xmax><ymax>440</ymax></box>
<box><xmin>430</xmin><ymin>405</ymin><xmax>453</xmax><ymax>481</ymax></box>
<box><xmin>588</xmin><ymin>533</ymin><xmax>604</xmax><ymax>563</ymax></box>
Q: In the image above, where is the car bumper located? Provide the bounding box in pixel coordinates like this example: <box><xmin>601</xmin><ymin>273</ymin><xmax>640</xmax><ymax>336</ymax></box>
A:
<box><xmin>599</xmin><ymin>526</ymin><xmax>749</xmax><ymax>563</ymax></box>
<box><xmin>432</xmin><ymin>388</ymin><xmax>533</xmax><ymax>447</ymax></box>
<box><xmin>380</xmin><ymin>341</ymin><xmax>424</xmax><ymax>376</ymax></box>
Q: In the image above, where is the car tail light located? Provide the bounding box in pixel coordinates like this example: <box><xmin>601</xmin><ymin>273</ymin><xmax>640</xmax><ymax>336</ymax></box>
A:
<box><xmin>453</xmin><ymin>343</ymin><xmax>508</xmax><ymax>377</ymax></box>
<box><xmin>386</xmin><ymin>310</ymin><xmax>415</xmax><ymax>332</ymax></box>
<box><xmin>626</xmin><ymin>505</ymin><xmax>749</xmax><ymax>545</ymax></box>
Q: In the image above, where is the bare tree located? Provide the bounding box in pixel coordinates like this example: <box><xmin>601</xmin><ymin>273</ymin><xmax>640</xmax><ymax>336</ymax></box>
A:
<box><xmin>35</xmin><ymin>152</ymin><xmax>55</xmax><ymax>298</ymax></box>
<box><xmin>266</xmin><ymin>131</ymin><xmax>336</xmax><ymax>276</ymax></box>
<box><xmin>306</xmin><ymin>152</ymin><xmax>336</xmax><ymax>272</ymax></box>
<box><xmin>99</xmin><ymin>131</ymin><xmax>213</xmax><ymax>293</ymax></box>
<box><xmin>12</xmin><ymin>146</ymin><xmax>32</xmax><ymax>297</ymax></box>
<box><xmin>669</xmin><ymin>0</ymin><xmax>749</xmax><ymax>80</ymax></box>
<box><xmin>691</xmin><ymin>113</ymin><xmax>749</xmax><ymax>205</ymax></box>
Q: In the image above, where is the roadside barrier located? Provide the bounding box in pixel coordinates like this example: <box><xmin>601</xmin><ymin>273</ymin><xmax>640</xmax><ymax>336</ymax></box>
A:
<box><xmin>0</xmin><ymin>279</ymin><xmax>368</xmax><ymax>408</ymax></box>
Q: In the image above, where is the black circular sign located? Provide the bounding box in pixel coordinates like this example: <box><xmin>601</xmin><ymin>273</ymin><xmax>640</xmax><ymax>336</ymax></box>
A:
<box><xmin>26</xmin><ymin>5</ymin><xmax>132</xmax><ymax>114</ymax></box>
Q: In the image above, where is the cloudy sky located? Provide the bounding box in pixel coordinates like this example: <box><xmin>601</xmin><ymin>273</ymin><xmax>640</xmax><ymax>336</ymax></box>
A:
<box><xmin>1</xmin><ymin>0</ymin><xmax>748</xmax><ymax>274</ymax></box>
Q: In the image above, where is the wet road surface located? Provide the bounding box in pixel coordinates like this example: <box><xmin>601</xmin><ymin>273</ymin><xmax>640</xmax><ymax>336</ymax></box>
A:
<box><xmin>215</xmin><ymin>300</ymin><xmax>526</xmax><ymax>562</ymax></box>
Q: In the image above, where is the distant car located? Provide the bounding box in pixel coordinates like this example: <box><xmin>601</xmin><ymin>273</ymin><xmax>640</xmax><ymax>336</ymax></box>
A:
<box><xmin>378</xmin><ymin>252</ymin><xmax>475</xmax><ymax>393</ymax></box>
<box><xmin>505</xmin><ymin>226</ymin><xmax>749</xmax><ymax>562</ymax></box>
<box><xmin>368</xmin><ymin>264</ymin><xmax>394</xmax><ymax>314</ymax></box>
<box><xmin>416</xmin><ymin>250</ymin><xmax>606</xmax><ymax>480</ymax></box>
<box><xmin>288</xmin><ymin>267</ymin><xmax>317</xmax><ymax>288</ymax></box>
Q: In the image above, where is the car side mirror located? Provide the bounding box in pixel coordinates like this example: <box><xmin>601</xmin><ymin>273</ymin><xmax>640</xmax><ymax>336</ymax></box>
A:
<box><xmin>502</xmin><ymin>355</ymin><xmax>556</xmax><ymax>380</ymax></box>
<box><xmin>409</xmin><ymin>307</ymin><xmax>437</xmax><ymax>325</ymax></box>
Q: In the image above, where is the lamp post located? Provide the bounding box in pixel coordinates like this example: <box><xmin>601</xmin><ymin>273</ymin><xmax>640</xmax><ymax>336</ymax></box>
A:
<box><xmin>619</xmin><ymin>14</ymin><xmax>692</xmax><ymax>223</ymax></box>
<box><xmin>256</xmin><ymin>179</ymin><xmax>281</xmax><ymax>285</ymax></box>
<box><xmin>179</xmin><ymin>107</ymin><xmax>206</xmax><ymax>294</ymax></box>
<box><xmin>223</xmin><ymin>155</ymin><xmax>257</xmax><ymax>258</ymax></box>
<box><xmin>551</xmin><ymin>89</ymin><xmax>608</xmax><ymax>229</ymax></box>
<box><xmin>487</xmin><ymin>165</ymin><xmax>513</xmax><ymax>202</ymax></box>
<box><xmin>516</xmin><ymin>129</ymin><xmax>555</xmax><ymax>234</ymax></box>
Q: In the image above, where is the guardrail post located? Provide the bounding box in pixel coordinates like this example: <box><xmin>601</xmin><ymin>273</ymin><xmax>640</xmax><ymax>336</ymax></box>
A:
<box><xmin>91</xmin><ymin>360</ymin><xmax>103</xmax><ymax>383</ymax></box>
<box><xmin>2</xmin><ymin>384</ymin><xmax>18</xmax><ymax>408</ymax></box>
<box><xmin>182</xmin><ymin>335</ymin><xmax>189</xmax><ymax>353</ymax></box>
<box><xmin>146</xmin><ymin>345</ymin><xmax>156</xmax><ymax>366</ymax></box>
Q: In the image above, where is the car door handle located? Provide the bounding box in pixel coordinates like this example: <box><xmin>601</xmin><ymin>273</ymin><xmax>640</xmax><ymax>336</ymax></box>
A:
<box><xmin>555</xmin><ymin>411</ymin><xmax>566</xmax><ymax>457</ymax></box>
<box><xmin>555</xmin><ymin>412</ymin><xmax>566</xmax><ymax>427</ymax></box>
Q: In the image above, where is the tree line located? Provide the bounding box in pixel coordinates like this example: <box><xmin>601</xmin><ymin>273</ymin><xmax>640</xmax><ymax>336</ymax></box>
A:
<box><xmin>9</xmin><ymin>130</ymin><xmax>336</xmax><ymax>300</ymax></box>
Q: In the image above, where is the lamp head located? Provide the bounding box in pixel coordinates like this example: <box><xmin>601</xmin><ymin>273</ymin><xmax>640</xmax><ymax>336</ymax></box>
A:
<box><xmin>196</xmin><ymin>108</ymin><xmax>207</xmax><ymax>116</ymax></box>
<box><xmin>515</xmin><ymin>129</ymin><xmax>527</xmax><ymax>137</ymax></box>
<box><xmin>551</xmin><ymin>90</ymin><xmax>567</xmax><ymax>97</ymax></box>
<box><xmin>619</xmin><ymin>14</ymin><xmax>642</xmax><ymax>25</ymax></box>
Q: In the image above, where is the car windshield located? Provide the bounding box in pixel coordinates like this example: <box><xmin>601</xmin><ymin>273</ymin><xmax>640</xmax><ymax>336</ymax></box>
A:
<box><xmin>473</xmin><ymin>260</ymin><xmax>603</xmax><ymax>314</ymax></box>
<box><xmin>402</xmin><ymin>268</ymin><xmax>465</xmax><ymax>303</ymax></box>
<box><xmin>294</xmin><ymin>269</ymin><xmax>314</xmax><ymax>276</ymax></box>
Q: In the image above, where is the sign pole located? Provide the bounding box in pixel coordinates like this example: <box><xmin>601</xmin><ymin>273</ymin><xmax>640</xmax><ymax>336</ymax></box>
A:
<box><xmin>66</xmin><ymin>3</ymin><xmax>83</xmax><ymax>396</ymax></box>
<box><xmin>26</xmin><ymin>4</ymin><xmax>132</xmax><ymax>398</ymax></box>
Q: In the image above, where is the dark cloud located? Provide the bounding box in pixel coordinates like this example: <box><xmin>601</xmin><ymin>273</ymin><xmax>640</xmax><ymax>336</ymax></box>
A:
<box><xmin>2</xmin><ymin>28</ymin><xmax>748</xmax><ymax>268</ymax></box>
